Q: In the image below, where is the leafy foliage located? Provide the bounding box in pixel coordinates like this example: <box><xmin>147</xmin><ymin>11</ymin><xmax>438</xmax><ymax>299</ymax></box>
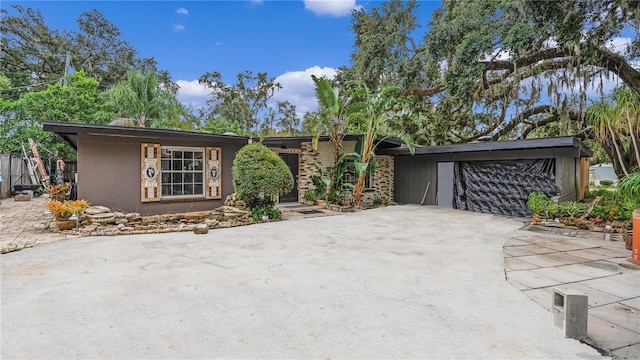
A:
<box><xmin>198</xmin><ymin>70</ymin><xmax>296</xmax><ymax>135</ymax></box>
<box><xmin>587</xmin><ymin>87</ymin><xmax>640</xmax><ymax>176</ymax></box>
<box><xmin>343</xmin><ymin>0</ymin><xmax>640</xmax><ymax>156</ymax></box>
<box><xmin>618</xmin><ymin>171</ymin><xmax>640</xmax><ymax>200</ymax></box>
<box><xmin>526</xmin><ymin>192</ymin><xmax>552</xmax><ymax>217</ymax></box>
<box><xmin>0</xmin><ymin>6</ymin><xmax>148</xmax><ymax>99</ymax></box>
<box><xmin>0</xmin><ymin>71</ymin><xmax>112</xmax><ymax>158</ymax></box>
<box><xmin>46</xmin><ymin>199</ymin><xmax>89</xmax><ymax>220</ymax></box>
<box><xmin>49</xmin><ymin>184</ymin><xmax>70</xmax><ymax>202</ymax></box>
<box><xmin>232</xmin><ymin>143</ymin><xmax>294</xmax><ymax>208</ymax></box>
<box><xmin>304</xmin><ymin>189</ymin><xmax>316</xmax><ymax>202</ymax></box>
<box><xmin>349</xmin><ymin>84</ymin><xmax>415</xmax><ymax>206</ymax></box>
<box><xmin>251</xmin><ymin>206</ymin><xmax>282</xmax><ymax>221</ymax></box>
<box><xmin>558</xmin><ymin>201</ymin><xmax>590</xmax><ymax>218</ymax></box>
<box><xmin>105</xmin><ymin>69</ymin><xmax>184</xmax><ymax>128</ymax></box>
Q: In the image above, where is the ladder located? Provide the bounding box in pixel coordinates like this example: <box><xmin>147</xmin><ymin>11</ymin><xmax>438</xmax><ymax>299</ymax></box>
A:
<box><xmin>22</xmin><ymin>139</ymin><xmax>50</xmax><ymax>187</ymax></box>
<box><xmin>21</xmin><ymin>145</ymin><xmax>39</xmax><ymax>185</ymax></box>
<box><xmin>29</xmin><ymin>138</ymin><xmax>49</xmax><ymax>181</ymax></box>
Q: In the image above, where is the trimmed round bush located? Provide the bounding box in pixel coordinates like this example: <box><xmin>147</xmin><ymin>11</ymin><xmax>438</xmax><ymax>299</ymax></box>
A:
<box><xmin>232</xmin><ymin>143</ymin><xmax>294</xmax><ymax>208</ymax></box>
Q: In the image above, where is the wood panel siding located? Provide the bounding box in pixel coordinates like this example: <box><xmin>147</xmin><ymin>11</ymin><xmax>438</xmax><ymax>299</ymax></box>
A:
<box><xmin>393</xmin><ymin>156</ymin><xmax>437</xmax><ymax>205</ymax></box>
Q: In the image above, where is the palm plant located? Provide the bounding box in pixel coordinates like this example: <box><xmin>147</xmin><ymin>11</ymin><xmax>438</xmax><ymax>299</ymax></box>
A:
<box><xmin>106</xmin><ymin>70</ymin><xmax>181</xmax><ymax>128</ymax></box>
<box><xmin>349</xmin><ymin>85</ymin><xmax>415</xmax><ymax>206</ymax></box>
<box><xmin>311</xmin><ymin>75</ymin><xmax>359</xmax><ymax>200</ymax></box>
<box><xmin>613</xmin><ymin>87</ymin><xmax>640</xmax><ymax>169</ymax></box>
<box><xmin>587</xmin><ymin>99</ymin><xmax>629</xmax><ymax>176</ymax></box>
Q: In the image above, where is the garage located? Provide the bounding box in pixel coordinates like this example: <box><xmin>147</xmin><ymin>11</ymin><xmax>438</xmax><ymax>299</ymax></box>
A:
<box><xmin>379</xmin><ymin>137</ymin><xmax>591</xmax><ymax>217</ymax></box>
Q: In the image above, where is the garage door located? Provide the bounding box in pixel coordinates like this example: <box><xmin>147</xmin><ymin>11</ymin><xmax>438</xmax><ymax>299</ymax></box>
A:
<box><xmin>453</xmin><ymin>159</ymin><xmax>556</xmax><ymax>217</ymax></box>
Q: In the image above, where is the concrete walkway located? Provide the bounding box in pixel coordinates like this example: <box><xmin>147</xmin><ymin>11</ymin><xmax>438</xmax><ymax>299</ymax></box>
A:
<box><xmin>2</xmin><ymin>205</ymin><xmax>613</xmax><ymax>359</ymax></box>
<box><xmin>503</xmin><ymin>227</ymin><xmax>640</xmax><ymax>359</ymax></box>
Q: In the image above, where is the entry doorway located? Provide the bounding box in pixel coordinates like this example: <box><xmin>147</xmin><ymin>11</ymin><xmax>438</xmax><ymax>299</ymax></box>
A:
<box><xmin>279</xmin><ymin>153</ymin><xmax>298</xmax><ymax>202</ymax></box>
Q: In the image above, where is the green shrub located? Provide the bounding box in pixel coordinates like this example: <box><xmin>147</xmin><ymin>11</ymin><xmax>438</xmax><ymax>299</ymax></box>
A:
<box><xmin>232</xmin><ymin>143</ymin><xmax>294</xmax><ymax>208</ymax></box>
<box><xmin>304</xmin><ymin>189</ymin><xmax>316</xmax><ymax>202</ymax></box>
<box><xmin>585</xmin><ymin>188</ymin><xmax>618</xmax><ymax>201</ymax></box>
<box><xmin>618</xmin><ymin>171</ymin><xmax>640</xmax><ymax>200</ymax></box>
<box><xmin>607</xmin><ymin>171</ymin><xmax>640</xmax><ymax>221</ymax></box>
<box><xmin>311</xmin><ymin>167</ymin><xmax>329</xmax><ymax>200</ymax></box>
<box><xmin>591</xmin><ymin>204</ymin><xmax>618</xmax><ymax>221</ymax></box>
<box><xmin>527</xmin><ymin>192</ymin><xmax>551</xmax><ymax>217</ymax></box>
<box><xmin>558</xmin><ymin>201</ymin><xmax>590</xmax><ymax>218</ymax></box>
<box><xmin>251</xmin><ymin>205</ymin><xmax>282</xmax><ymax>221</ymax></box>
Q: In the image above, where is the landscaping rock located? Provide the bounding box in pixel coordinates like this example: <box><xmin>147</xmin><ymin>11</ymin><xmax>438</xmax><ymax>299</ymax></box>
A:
<box><xmin>113</xmin><ymin>211</ymin><xmax>126</xmax><ymax>218</ymax></box>
<box><xmin>83</xmin><ymin>224</ymin><xmax>98</xmax><ymax>232</ymax></box>
<box><xmin>85</xmin><ymin>206</ymin><xmax>111</xmax><ymax>215</ymax></box>
<box><xmin>205</xmin><ymin>219</ymin><xmax>219</xmax><ymax>228</ymax></box>
<box><xmin>125</xmin><ymin>212</ymin><xmax>141</xmax><ymax>219</ymax></box>
<box><xmin>194</xmin><ymin>224</ymin><xmax>209</xmax><ymax>234</ymax></box>
<box><xmin>183</xmin><ymin>211</ymin><xmax>210</xmax><ymax>220</ymax></box>
<box><xmin>87</xmin><ymin>212</ymin><xmax>116</xmax><ymax>225</ymax></box>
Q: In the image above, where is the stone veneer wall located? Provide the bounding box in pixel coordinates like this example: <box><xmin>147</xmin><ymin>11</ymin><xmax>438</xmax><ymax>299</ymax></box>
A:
<box><xmin>298</xmin><ymin>141</ymin><xmax>394</xmax><ymax>205</ymax></box>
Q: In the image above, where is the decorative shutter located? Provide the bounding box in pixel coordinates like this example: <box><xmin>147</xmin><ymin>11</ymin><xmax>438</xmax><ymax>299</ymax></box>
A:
<box><xmin>205</xmin><ymin>147</ymin><xmax>222</xmax><ymax>199</ymax></box>
<box><xmin>141</xmin><ymin>143</ymin><xmax>161</xmax><ymax>202</ymax></box>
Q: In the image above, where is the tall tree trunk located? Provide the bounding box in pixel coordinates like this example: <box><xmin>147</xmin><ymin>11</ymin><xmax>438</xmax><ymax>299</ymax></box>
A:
<box><xmin>353</xmin><ymin>169</ymin><xmax>367</xmax><ymax>206</ymax></box>
<box><xmin>627</xmin><ymin>114</ymin><xmax>640</xmax><ymax>168</ymax></box>
<box><xmin>138</xmin><ymin>112</ymin><xmax>146</xmax><ymax>127</ymax></box>
<box><xmin>607</xmin><ymin>122</ymin><xmax>629</xmax><ymax>176</ymax></box>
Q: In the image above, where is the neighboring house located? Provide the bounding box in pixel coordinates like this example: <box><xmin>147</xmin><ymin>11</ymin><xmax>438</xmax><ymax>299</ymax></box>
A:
<box><xmin>44</xmin><ymin>122</ymin><xmax>591</xmax><ymax>217</ymax></box>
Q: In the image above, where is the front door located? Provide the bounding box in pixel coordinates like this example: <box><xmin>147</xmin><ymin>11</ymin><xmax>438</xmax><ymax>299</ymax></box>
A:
<box><xmin>279</xmin><ymin>153</ymin><xmax>298</xmax><ymax>202</ymax></box>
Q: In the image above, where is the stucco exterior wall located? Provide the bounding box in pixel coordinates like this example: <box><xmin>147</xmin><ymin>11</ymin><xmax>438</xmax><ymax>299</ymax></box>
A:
<box><xmin>77</xmin><ymin>134</ymin><xmax>243</xmax><ymax>215</ymax></box>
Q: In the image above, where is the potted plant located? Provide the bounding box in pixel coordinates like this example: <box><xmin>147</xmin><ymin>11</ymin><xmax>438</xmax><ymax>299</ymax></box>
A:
<box><xmin>46</xmin><ymin>200</ymin><xmax>89</xmax><ymax>230</ymax></box>
<box><xmin>49</xmin><ymin>184</ymin><xmax>70</xmax><ymax>201</ymax></box>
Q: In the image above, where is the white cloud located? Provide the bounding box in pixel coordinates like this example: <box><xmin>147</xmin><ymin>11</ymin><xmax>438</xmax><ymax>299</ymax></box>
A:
<box><xmin>175</xmin><ymin>7</ymin><xmax>189</xmax><ymax>15</ymax></box>
<box><xmin>250</xmin><ymin>0</ymin><xmax>264</xmax><ymax>4</ymax></box>
<box><xmin>176</xmin><ymin>80</ymin><xmax>212</xmax><ymax>109</ymax></box>
<box><xmin>272</xmin><ymin>66</ymin><xmax>338</xmax><ymax>115</ymax></box>
<box><xmin>304</xmin><ymin>0</ymin><xmax>357</xmax><ymax>17</ymax></box>
<box><xmin>215</xmin><ymin>41</ymin><xmax>224</xmax><ymax>46</ymax></box>
<box><xmin>173</xmin><ymin>24</ymin><xmax>185</xmax><ymax>32</ymax></box>
<box><xmin>176</xmin><ymin>65</ymin><xmax>338</xmax><ymax>116</ymax></box>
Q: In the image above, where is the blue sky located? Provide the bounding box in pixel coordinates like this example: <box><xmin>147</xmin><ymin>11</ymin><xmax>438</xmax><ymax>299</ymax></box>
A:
<box><xmin>4</xmin><ymin>0</ymin><xmax>442</xmax><ymax>115</ymax></box>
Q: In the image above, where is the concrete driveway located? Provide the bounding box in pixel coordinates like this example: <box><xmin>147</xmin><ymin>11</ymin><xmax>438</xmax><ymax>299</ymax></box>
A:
<box><xmin>1</xmin><ymin>206</ymin><xmax>606</xmax><ymax>359</ymax></box>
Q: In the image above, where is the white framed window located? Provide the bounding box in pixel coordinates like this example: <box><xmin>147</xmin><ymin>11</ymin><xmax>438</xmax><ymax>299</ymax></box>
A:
<box><xmin>160</xmin><ymin>146</ymin><xmax>205</xmax><ymax>198</ymax></box>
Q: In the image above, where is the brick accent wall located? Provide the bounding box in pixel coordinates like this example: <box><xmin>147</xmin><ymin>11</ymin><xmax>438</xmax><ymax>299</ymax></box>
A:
<box><xmin>298</xmin><ymin>141</ymin><xmax>394</xmax><ymax>205</ymax></box>
<box><xmin>366</xmin><ymin>155</ymin><xmax>394</xmax><ymax>204</ymax></box>
<box><xmin>299</xmin><ymin>142</ymin><xmax>320</xmax><ymax>201</ymax></box>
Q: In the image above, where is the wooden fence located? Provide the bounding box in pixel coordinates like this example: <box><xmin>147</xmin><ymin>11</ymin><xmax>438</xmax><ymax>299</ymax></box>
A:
<box><xmin>0</xmin><ymin>154</ymin><xmax>77</xmax><ymax>199</ymax></box>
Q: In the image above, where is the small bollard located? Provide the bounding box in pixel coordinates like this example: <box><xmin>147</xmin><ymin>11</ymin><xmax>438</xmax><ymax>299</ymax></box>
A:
<box><xmin>552</xmin><ymin>288</ymin><xmax>588</xmax><ymax>339</ymax></box>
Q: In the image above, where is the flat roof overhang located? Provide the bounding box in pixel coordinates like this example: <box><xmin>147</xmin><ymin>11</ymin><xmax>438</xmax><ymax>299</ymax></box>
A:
<box><xmin>43</xmin><ymin>122</ymin><xmax>250</xmax><ymax>150</ymax></box>
<box><xmin>377</xmin><ymin>136</ymin><xmax>592</xmax><ymax>158</ymax></box>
